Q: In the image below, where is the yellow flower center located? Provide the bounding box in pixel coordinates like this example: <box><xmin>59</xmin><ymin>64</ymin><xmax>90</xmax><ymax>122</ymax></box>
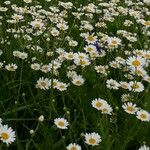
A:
<box><xmin>96</xmin><ymin>102</ymin><xmax>102</xmax><ymax>108</ymax></box>
<box><xmin>111</xmin><ymin>40</ymin><xmax>117</xmax><ymax>45</ymax></box>
<box><xmin>41</xmin><ymin>82</ymin><xmax>46</xmax><ymax>87</ymax></box>
<box><xmin>33</xmin><ymin>66</ymin><xmax>38</xmax><ymax>69</ymax></box>
<box><xmin>79</xmin><ymin>56</ymin><xmax>84</xmax><ymax>59</ymax></box>
<box><xmin>1</xmin><ymin>132</ymin><xmax>9</xmax><ymax>140</ymax></box>
<box><xmin>76</xmin><ymin>81</ymin><xmax>81</xmax><ymax>85</ymax></box>
<box><xmin>58</xmin><ymin>121</ymin><xmax>65</xmax><ymax>127</ymax></box>
<box><xmin>136</xmin><ymin>70</ymin><xmax>142</xmax><ymax>76</ymax></box>
<box><xmin>109</xmin><ymin>44</ymin><xmax>115</xmax><ymax>48</ymax></box>
<box><xmin>102</xmin><ymin>108</ymin><xmax>108</xmax><ymax>113</ymax></box>
<box><xmin>88</xmin><ymin>35</ymin><xmax>94</xmax><ymax>42</ymax></box>
<box><xmin>60</xmin><ymin>26</ymin><xmax>65</xmax><ymax>30</ymax></box>
<box><xmin>79</xmin><ymin>60</ymin><xmax>86</xmax><ymax>65</ymax></box>
<box><xmin>43</xmin><ymin>66</ymin><xmax>48</xmax><ymax>70</ymax></box>
<box><xmin>132</xmin><ymin>60</ymin><xmax>141</xmax><ymax>67</ymax></box>
<box><xmin>35</xmin><ymin>23</ymin><xmax>41</xmax><ymax>28</ymax></box>
<box><xmin>24</xmin><ymin>8</ymin><xmax>29</xmax><ymax>13</ymax></box>
<box><xmin>132</xmin><ymin>83</ymin><xmax>139</xmax><ymax>89</ymax></box>
<box><xmin>52</xmin><ymin>81</ymin><xmax>57</xmax><ymax>87</ymax></box>
<box><xmin>71</xmin><ymin>147</ymin><xmax>77</xmax><ymax>150</ymax></box>
<box><xmin>144</xmin><ymin>21</ymin><xmax>150</xmax><ymax>26</ymax></box>
<box><xmin>127</xmin><ymin>106</ymin><xmax>134</xmax><ymax>112</ymax></box>
<box><xmin>112</xmin><ymin>64</ymin><xmax>118</xmax><ymax>67</ymax></box>
<box><xmin>136</xmin><ymin>52</ymin><xmax>142</xmax><ymax>56</ymax></box>
<box><xmin>89</xmin><ymin>138</ymin><xmax>96</xmax><ymax>145</ymax></box>
<box><xmin>68</xmin><ymin>54</ymin><xmax>73</xmax><ymax>58</ymax></box>
<box><xmin>59</xmin><ymin>85</ymin><xmax>65</xmax><ymax>89</ymax></box>
<box><xmin>98</xmin><ymin>68</ymin><xmax>103</xmax><ymax>72</ymax></box>
<box><xmin>87</xmin><ymin>47</ymin><xmax>93</xmax><ymax>52</ymax></box>
<box><xmin>15</xmin><ymin>16</ymin><xmax>20</xmax><ymax>20</ymax></box>
<box><xmin>140</xmin><ymin>114</ymin><xmax>147</xmax><ymax>119</ymax></box>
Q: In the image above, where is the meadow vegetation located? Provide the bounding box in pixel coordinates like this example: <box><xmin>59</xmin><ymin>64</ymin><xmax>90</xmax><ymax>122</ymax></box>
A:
<box><xmin>0</xmin><ymin>0</ymin><xmax>150</xmax><ymax>149</ymax></box>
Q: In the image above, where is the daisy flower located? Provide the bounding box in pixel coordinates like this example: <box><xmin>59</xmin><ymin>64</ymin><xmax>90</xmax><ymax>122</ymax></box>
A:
<box><xmin>133</xmin><ymin>50</ymin><xmax>144</xmax><ymax>57</ymax></box>
<box><xmin>85</xmin><ymin>33</ymin><xmax>97</xmax><ymax>44</ymax></box>
<box><xmin>130</xmin><ymin>67</ymin><xmax>147</xmax><ymax>77</ymax></box>
<box><xmin>142</xmin><ymin>50</ymin><xmax>150</xmax><ymax>60</ymax></box>
<box><xmin>51</xmin><ymin>28</ymin><xmax>60</xmax><ymax>37</ymax></box>
<box><xmin>23</xmin><ymin>0</ymin><xmax>32</xmax><ymax>3</ymax></box>
<box><xmin>13</xmin><ymin>51</ymin><xmax>28</xmax><ymax>60</ymax></box>
<box><xmin>126</xmin><ymin>56</ymin><xmax>146</xmax><ymax>68</ymax></box>
<box><xmin>11</xmin><ymin>14</ymin><xmax>24</xmax><ymax>22</ymax></box>
<box><xmin>5</xmin><ymin>64</ymin><xmax>18</xmax><ymax>71</ymax></box>
<box><xmin>57</xmin><ymin>23</ymin><xmax>68</xmax><ymax>31</ymax></box>
<box><xmin>65</xmin><ymin>52</ymin><xmax>74</xmax><ymax>60</ymax></box>
<box><xmin>67</xmin><ymin>143</ymin><xmax>81</xmax><ymax>150</ymax></box>
<box><xmin>119</xmin><ymin>81</ymin><xmax>130</xmax><ymax>90</ymax></box>
<box><xmin>73</xmin><ymin>59</ymin><xmax>89</xmax><ymax>66</ymax></box>
<box><xmin>49</xmin><ymin>61</ymin><xmax>61</xmax><ymax>70</ymax></box>
<box><xmin>54</xmin><ymin>118</ymin><xmax>69</xmax><ymax>129</ymax></box>
<box><xmin>50</xmin><ymin>79</ymin><xmax>59</xmax><ymax>89</ymax></box>
<box><xmin>30</xmin><ymin>19</ymin><xmax>44</xmax><ymax>29</ymax></box>
<box><xmin>138</xmin><ymin>145</ymin><xmax>150</xmax><ymax>150</ymax></box>
<box><xmin>84</xmin><ymin>45</ymin><xmax>97</xmax><ymax>53</ymax></box>
<box><xmin>129</xmin><ymin>81</ymin><xmax>144</xmax><ymax>92</ymax></box>
<box><xmin>74</xmin><ymin>58</ymin><xmax>91</xmax><ymax>67</ymax></box>
<box><xmin>109</xmin><ymin>61</ymin><xmax>121</xmax><ymax>69</ymax></box>
<box><xmin>121</xmin><ymin>94</ymin><xmax>131</xmax><ymax>102</ymax></box>
<box><xmin>69</xmin><ymin>40</ymin><xmax>78</xmax><ymax>47</ymax></box>
<box><xmin>72</xmin><ymin>75</ymin><xmax>85</xmax><ymax>86</ymax></box>
<box><xmin>67</xmin><ymin>71</ymin><xmax>77</xmax><ymax>78</ymax></box>
<box><xmin>143</xmin><ymin>76</ymin><xmax>150</xmax><ymax>83</ymax></box>
<box><xmin>56</xmin><ymin>82</ymin><xmax>68</xmax><ymax>91</ymax></box>
<box><xmin>142</xmin><ymin>21</ymin><xmax>150</xmax><ymax>28</ymax></box>
<box><xmin>91</xmin><ymin>98</ymin><xmax>108</xmax><ymax>110</ymax></box>
<box><xmin>143</xmin><ymin>0</ymin><xmax>150</xmax><ymax>4</ymax></box>
<box><xmin>88</xmin><ymin>51</ymin><xmax>99</xmax><ymax>59</ymax></box>
<box><xmin>107</xmin><ymin>37</ymin><xmax>121</xmax><ymax>48</ymax></box>
<box><xmin>73</xmin><ymin>52</ymin><xmax>89</xmax><ymax>60</ymax></box>
<box><xmin>122</xmin><ymin>102</ymin><xmax>138</xmax><ymax>114</ymax></box>
<box><xmin>106</xmin><ymin>79</ymin><xmax>120</xmax><ymax>90</ymax></box>
<box><xmin>136</xmin><ymin>110</ymin><xmax>150</xmax><ymax>122</ymax></box>
<box><xmin>94</xmin><ymin>65</ymin><xmax>108</xmax><ymax>75</ymax></box>
<box><xmin>31</xmin><ymin>63</ymin><xmax>41</xmax><ymax>71</ymax></box>
<box><xmin>0</xmin><ymin>125</ymin><xmax>16</xmax><ymax>145</ymax></box>
<box><xmin>41</xmin><ymin>65</ymin><xmax>51</xmax><ymax>73</ymax></box>
<box><xmin>85</xmin><ymin>132</ymin><xmax>101</xmax><ymax>146</ymax></box>
<box><xmin>35</xmin><ymin>77</ymin><xmax>50</xmax><ymax>90</ymax></box>
<box><xmin>101</xmin><ymin>104</ymin><xmax>113</xmax><ymax>115</ymax></box>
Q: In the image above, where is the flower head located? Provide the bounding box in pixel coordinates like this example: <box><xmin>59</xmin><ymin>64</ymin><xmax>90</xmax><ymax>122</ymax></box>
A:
<box><xmin>67</xmin><ymin>143</ymin><xmax>81</xmax><ymax>150</ymax></box>
<box><xmin>122</xmin><ymin>102</ymin><xmax>138</xmax><ymax>114</ymax></box>
<box><xmin>0</xmin><ymin>125</ymin><xmax>16</xmax><ymax>145</ymax></box>
<box><xmin>85</xmin><ymin>132</ymin><xmax>101</xmax><ymax>146</ymax></box>
<box><xmin>54</xmin><ymin>118</ymin><xmax>69</xmax><ymax>129</ymax></box>
<box><xmin>136</xmin><ymin>110</ymin><xmax>150</xmax><ymax>122</ymax></box>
